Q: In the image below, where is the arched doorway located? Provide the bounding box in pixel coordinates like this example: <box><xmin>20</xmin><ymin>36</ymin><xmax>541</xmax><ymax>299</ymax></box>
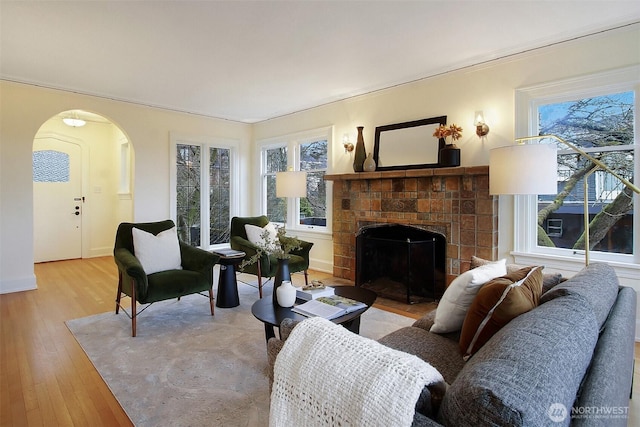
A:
<box><xmin>32</xmin><ymin>110</ymin><xmax>134</xmax><ymax>262</ymax></box>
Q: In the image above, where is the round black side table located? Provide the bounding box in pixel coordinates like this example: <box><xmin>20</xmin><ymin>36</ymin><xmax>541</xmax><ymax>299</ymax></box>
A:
<box><xmin>213</xmin><ymin>249</ymin><xmax>245</xmax><ymax>308</ymax></box>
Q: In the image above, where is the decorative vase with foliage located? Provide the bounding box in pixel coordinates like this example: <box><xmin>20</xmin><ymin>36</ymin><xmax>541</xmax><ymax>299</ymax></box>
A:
<box><xmin>240</xmin><ymin>225</ymin><xmax>303</xmax><ymax>305</ymax></box>
<box><xmin>353</xmin><ymin>126</ymin><xmax>366</xmax><ymax>172</ymax></box>
<box><xmin>433</xmin><ymin>124</ymin><xmax>462</xmax><ymax>167</ymax></box>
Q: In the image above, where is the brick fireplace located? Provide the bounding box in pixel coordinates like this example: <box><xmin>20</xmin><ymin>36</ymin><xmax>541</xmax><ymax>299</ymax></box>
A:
<box><xmin>325</xmin><ymin>166</ymin><xmax>497</xmax><ymax>286</ymax></box>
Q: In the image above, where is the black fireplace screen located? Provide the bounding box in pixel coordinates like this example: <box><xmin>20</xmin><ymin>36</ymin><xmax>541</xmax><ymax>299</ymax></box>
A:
<box><xmin>355</xmin><ymin>224</ymin><xmax>445</xmax><ymax>303</ymax></box>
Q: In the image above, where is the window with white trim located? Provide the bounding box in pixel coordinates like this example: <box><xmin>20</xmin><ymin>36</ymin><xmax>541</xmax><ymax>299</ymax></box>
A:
<box><xmin>262</xmin><ymin>144</ymin><xmax>288</xmax><ymax>223</ymax></box>
<box><xmin>514</xmin><ymin>66</ymin><xmax>638</xmax><ymax>265</ymax></box>
<box><xmin>170</xmin><ymin>134</ymin><xmax>239</xmax><ymax>249</ymax></box>
<box><xmin>259</xmin><ymin>127</ymin><xmax>331</xmax><ymax>232</ymax></box>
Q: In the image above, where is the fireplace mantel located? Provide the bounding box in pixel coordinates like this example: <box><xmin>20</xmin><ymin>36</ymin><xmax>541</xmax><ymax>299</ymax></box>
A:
<box><xmin>325</xmin><ymin>165</ymin><xmax>497</xmax><ymax>285</ymax></box>
<box><xmin>325</xmin><ymin>165</ymin><xmax>488</xmax><ymax>182</ymax></box>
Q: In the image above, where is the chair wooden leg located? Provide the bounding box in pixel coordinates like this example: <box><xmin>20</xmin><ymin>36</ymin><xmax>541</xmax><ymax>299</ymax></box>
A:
<box><xmin>257</xmin><ymin>263</ymin><xmax>263</xmax><ymax>299</ymax></box>
<box><xmin>304</xmin><ymin>270</ymin><xmax>309</xmax><ymax>287</ymax></box>
<box><xmin>115</xmin><ymin>271</ymin><xmax>123</xmax><ymax>314</ymax></box>
<box><xmin>131</xmin><ymin>278</ymin><xmax>137</xmax><ymax>337</ymax></box>
<box><xmin>208</xmin><ymin>289</ymin><xmax>215</xmax><ymax>315</ymax></box>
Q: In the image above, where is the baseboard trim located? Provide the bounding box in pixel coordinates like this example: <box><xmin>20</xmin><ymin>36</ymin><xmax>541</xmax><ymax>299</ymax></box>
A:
<box><xmin>309</xmin><ymin>258</ymin><xmax>332</xmax><ymax>274</ymax></box>
<box><xmin>87</xmin><ymin>247</ymin><xmax>112</xmax><ymax>258</ymax></box>
<box><xmin>0</xmin><ymin>275</ymin><xmax>37</xmax><ymax>294</ymax></box>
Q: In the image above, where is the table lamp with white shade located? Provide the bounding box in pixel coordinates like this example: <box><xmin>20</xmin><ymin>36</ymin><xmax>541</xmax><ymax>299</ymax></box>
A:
<box><xmin>276</xmin><ymin>170</ymin><xmax>307</xmax><ymax>199</ymax></box>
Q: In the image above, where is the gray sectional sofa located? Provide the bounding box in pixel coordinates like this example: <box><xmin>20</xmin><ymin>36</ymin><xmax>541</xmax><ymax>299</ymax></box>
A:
<box><xmin>268</xmin><ymin>262</ymin><xmax>636</xmax><ymax>426</ymax></box>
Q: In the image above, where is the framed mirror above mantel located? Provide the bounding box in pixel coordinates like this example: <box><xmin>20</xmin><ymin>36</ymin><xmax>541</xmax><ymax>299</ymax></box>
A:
<box><xmin>373</xmin><ymin>116</ymin><xmax>447</xmax><ymax>171</ymax></box>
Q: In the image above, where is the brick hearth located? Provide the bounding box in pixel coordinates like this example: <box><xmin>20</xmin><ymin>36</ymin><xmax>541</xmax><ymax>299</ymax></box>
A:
<box><xmin>325</xmin><ymin>166</ymin><xmax>497</xmax><ymax>285</ymax></box>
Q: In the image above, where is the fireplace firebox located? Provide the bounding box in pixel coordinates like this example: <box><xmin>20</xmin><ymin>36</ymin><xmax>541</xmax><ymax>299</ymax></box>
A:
<box><xmin>356</xmin><ymin>224</ymin><xmax>446</xmax><ymax>303</ymax></box>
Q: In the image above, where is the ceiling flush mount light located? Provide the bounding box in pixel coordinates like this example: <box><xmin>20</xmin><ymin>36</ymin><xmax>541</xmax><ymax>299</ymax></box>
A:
<box><xmin>62</xmin><ymin>112</ymin><xmax>86</xmax><ymax>128</ymax></box>
<box><xmin>63</xmin><ymin>118</ymin><xmax>86</xmax><ymax>127</ymax></box>
<box><xmin>474</xmin><ymin>111</ymin><xmax>489</xmax><ymax>137</ymax></box>
<box><xmin>342</xmin><ymin>133</ymin><xmax>354</xmax><ymax>153</ymax></box>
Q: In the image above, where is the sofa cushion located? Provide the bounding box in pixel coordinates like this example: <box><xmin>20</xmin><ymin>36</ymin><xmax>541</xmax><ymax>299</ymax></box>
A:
<box><xmin>459</xmin><ymin>266</ymin><xmax>543</xmax><ymax>358</ymax></box>
<box><xmin>440</xmin><ymin>292</ymin><xmax>599</xmax><ymax>427</ymax></box>
<box><xmin>430</xmin><ymin>259</ymin><xmax>506</xmax><ymax>334</ymax></box>
<box><xmin>471</xmin><ymin>255</ymin><xmax>563</xmax><ymax>293</ymax></box>
<box><xmin>540</xmin><ymin>262</ymin><xmax>619</xmax><ymax>328</ymax></box>
<box><xmin>573</xmin><ymin>287</ymin><xmax>635</xmax><ymax>427</ymax></box>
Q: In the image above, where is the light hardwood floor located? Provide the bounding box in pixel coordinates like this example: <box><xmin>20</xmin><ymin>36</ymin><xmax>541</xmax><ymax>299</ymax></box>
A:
<box><xmin>1</xmin><ymin>257</ymin><xmax>132</xmax><ymax>427</ymax></box>
<box><xmin>1</xmin><ymin>257</ymin><xmax>638</xmax><ymax>426</ymax></box>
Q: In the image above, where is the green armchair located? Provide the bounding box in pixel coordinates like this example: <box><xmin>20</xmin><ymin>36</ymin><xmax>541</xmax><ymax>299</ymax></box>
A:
<box><xmin>114</xmin><ymin>220</ymin><xmax>219</xmax><ymax>336</ymax></box>
<box><xmin>230</xmin><ymin>216</ymin><xmax>313</xmax><ymax>298</ymax></box>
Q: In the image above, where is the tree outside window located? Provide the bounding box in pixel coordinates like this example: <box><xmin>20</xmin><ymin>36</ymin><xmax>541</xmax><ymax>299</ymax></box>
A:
<box><xmin>175</xmin><ymin>142</ymin><xmax>234</xmax><ymax>248</ymax></box>
<box><xmin>299</xmin><ymin>139</ymin><xmax>327</xmax><ymax>226</ymax></box>
<box><xmin>536</xmin><ymin>91</ymin><xmax>635</xmax><ymax>255</ymax></box>
<box><xmin>176</xmin><ymin>144</ymin><xmax>201</xmax><ymax>246</ymax></box>
<box><xmin>209</xmin><ymin>147</ymin><xmax>231</xmax><ymax>244</ymax></box>
<box><xmin>259</xmin><ymin>127</ymin><xmax>331</xmax><ymax>231</ymax></box>
<box><xmin>264</xmin><ymin>146</ymin><xmax>287</xmax><ymax>223</ymax></box>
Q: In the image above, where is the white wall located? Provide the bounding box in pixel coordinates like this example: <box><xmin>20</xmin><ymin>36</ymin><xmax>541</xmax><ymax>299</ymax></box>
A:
<box><xmin>0</xmin><ymin>82</ymin><xmax>252</xmax><ymax>293</ymax></box>
<box><xmin>253</xmin><ymin>25</ymin><xmax>640</xmax><ymax>333</ymax></box>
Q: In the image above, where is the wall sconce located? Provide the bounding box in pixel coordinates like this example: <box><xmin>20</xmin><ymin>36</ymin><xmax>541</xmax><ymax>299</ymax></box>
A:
<box><xmin>343</xmin><ymin>133</ymin><xmax>354</xmax><ymax>153</ymax></box>
<box><xmin>474</xmin><ymin>111</ymin><xmax>489</xmax><ymax>137</ymax></box>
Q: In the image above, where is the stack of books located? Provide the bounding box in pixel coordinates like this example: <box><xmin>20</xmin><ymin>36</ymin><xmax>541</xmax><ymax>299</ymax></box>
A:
<box><xmin>292</xmin><ymin>294</ymin><xmax>367</xmax><ymax>320</ymax></box>
<box><xmin>296</xmin><ymin>284</ymin><xmax>335</xmax><ymax>301</ymax></box>
<box><xmin>212</xmin><ymin>248</ymin><xmax>245</xmax><ymax>258</ymax></box>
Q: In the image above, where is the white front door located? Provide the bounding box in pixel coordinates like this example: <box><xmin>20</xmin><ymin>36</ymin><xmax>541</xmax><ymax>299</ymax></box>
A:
<box><xmin>33</xmin><ymin>138</ymin><xmax>83</xmax><ymax>262</ymax></box>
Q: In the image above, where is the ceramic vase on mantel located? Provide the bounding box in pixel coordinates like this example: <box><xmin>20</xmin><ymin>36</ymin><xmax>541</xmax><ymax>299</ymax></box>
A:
<box><xmin>272</xmin><ymin>258</ymin><xmax>292</xmax><ymax>305</ymax></box>
<box><xmin>353</xmin><ymin>126</ymin><xmax>366</xmax><ymax>172</ymax></box>
<box><xmin>363</xmin><ymin>153</ymin><xmax>376</xmax><ymax>172</ymax></box>
<box><xmin>439</xmin><ymin>143</ymin><xmax>461</xmax><ymax>167</ymax></box>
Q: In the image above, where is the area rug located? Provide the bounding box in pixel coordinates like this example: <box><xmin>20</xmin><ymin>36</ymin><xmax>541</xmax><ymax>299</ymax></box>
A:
<box><xmin>66</xmin><ymin>283</ymin><xmax>415</xmax><ymax>427</ymax></box>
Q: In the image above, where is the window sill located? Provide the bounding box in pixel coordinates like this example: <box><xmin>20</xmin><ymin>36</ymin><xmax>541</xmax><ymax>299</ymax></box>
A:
<box><xmin>511</xmin><ymin>251</ymin><xmax>640</xmax><ymax>286</ymax></box>
<box><xmin>289</xmin><ymin>227</ymin><xmax>332</xmax><ymax>240</ymax></box>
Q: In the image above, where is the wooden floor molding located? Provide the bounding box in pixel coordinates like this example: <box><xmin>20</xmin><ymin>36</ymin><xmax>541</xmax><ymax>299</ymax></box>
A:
<box><xmin>1</xmin><ymin>257</ymin><xmax>638</xmax><ymax>426</ymax></box>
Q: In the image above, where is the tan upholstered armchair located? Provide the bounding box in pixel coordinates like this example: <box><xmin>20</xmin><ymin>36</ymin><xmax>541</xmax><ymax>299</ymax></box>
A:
<box><xmin>229</xmin><ymin>216</ymin><xmax>313</xmax><ymax>298</ymax></box>
<box><xmin>114</xmin><ymin>220</ymin><xmax>219</xmax><ymax>336</ymax></box>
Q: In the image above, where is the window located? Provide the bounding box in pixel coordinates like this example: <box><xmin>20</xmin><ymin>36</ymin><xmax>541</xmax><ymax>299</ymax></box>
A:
<box><xmin>262</xmin><ymin>145</ymin><xmax>288</xmax><ymax>223</ymax></box>
<box><xmin>546</xmin><ymin>218</ymin><xmax>563</xmax><ymax>238</ymax></box>
<box><xmin>514</xmin><ymin>66</ymin><xmax>638</xmax><ymax>267</ymax></box>
<box><xmin>176</xmin><ymin>144</ymin><xmax>202</xmax><ymax>245</ymax></box>
<box><xmin>119</xmin><ymin>140</ymin><xmax>131</xmax><ymax>195</ymax></box>
<box><xmin>171</xmin><ymin>134</ymin><xmax>239</xmax><ymax>248</ymax></box>
<box><xmin>209</xmin><ymin>147</ymin><xmax>231</xmax><ymax>244</ymax></box>
<box><xmin>33</xmin><ymin>150</ymin><xmax>69</xmax><ymax>182</ymax></box>
<box><xmin>258</xmin><ymin>127</ymin><xmax>332</xmax><ymax>232</ymax></box>
<box><xmin>299</xmin><ymin>139</ymin><xmax>327</xmax><ymax>227</ymax></box>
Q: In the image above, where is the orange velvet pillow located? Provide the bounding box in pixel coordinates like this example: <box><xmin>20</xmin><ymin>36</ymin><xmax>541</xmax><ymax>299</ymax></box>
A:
<box><xmin>459</xmin><ymin>266</ymin><xmax>544</xmax><ymax>359</ymax></box>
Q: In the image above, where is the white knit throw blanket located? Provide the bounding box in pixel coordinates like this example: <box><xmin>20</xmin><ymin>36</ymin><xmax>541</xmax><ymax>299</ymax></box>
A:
<box><xmin>269</xmin><ymin>317</ymin><xmax>444</xmax><ymax>427</ymax></box>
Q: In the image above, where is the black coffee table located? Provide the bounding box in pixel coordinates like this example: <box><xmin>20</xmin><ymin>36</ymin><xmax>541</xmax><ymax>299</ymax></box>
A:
<box><xmin>251</xmin><ymin>285</ymin><xmax>377</xmax><ymax>343</ymax></box>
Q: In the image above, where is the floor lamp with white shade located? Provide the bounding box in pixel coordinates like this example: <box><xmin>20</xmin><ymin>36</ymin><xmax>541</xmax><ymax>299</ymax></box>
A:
<box><xmin>489</xmin><ymin>134</ymin><xmax>639</xmax><ymax>266</ymax></box>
